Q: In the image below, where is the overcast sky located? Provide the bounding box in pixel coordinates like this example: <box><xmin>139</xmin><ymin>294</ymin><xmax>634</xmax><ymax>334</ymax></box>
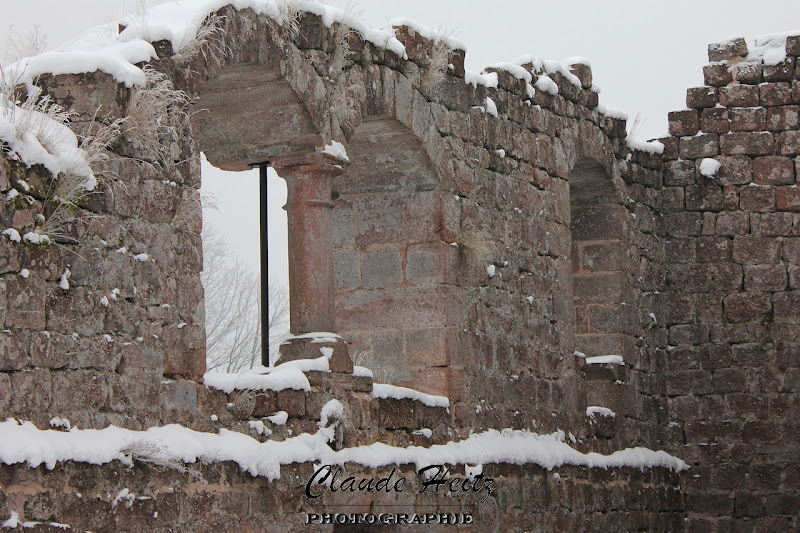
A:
<box><xmin>3</xmin><ymin>0</ymin><xmax>799</xmax><ymax>284</ymax></box>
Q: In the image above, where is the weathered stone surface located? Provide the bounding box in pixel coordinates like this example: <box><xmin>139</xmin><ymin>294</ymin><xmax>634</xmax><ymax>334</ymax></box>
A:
<box><xmin>0</xmin><ymin>12</ymin><xmax>799</xmax><ymax>532</ymax></box>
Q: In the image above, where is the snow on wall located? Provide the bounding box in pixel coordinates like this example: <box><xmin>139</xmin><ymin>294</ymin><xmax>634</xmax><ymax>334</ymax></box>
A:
<box><xmin>0</xmin><ymin>419</ymin><xmax>687</xmax><ymax>481</ymax></box>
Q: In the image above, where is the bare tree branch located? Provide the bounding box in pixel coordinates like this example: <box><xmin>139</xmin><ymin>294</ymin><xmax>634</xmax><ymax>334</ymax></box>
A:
<box><xmin>201</xmin><ymin>224</ymin><xmax>289</xmax><ymax>373</ymax></box>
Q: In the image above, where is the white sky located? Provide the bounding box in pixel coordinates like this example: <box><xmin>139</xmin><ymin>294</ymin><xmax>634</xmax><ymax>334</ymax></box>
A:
<box><xmin>3</xmin><ymin>0</ymin><xmax>799</xmax><ymax>284</ymax></box>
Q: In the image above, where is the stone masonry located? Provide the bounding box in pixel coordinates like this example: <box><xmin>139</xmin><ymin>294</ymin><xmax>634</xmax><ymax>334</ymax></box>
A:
<box><xmin>0</xmin><ymin>4</ymin><xmax>798</xmax><ymax>531</ymax></box>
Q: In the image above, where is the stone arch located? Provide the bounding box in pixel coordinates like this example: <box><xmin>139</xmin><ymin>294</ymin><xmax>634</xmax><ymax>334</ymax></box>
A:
<box><xmin>331</xmin><ymin>115</ymin><xmax>455</xmax><ymax>391</ymax></box>
<box><xmin>175</xmin><ymin>6</ymin><xmax>457</xmax><ymax>385</ymax></box>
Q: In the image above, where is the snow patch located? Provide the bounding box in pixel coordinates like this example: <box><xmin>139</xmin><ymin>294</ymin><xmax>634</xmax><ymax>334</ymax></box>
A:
<box><xmin>58</xmin><ymin>268</ymin><xmax>71</xmax><ymax>291</ymax></box>
<box><xmin>22</xmin><ymin>231</ymin><xmax>51</xmax><ymax>245</ymax></box>
<box><xmin>587</xmin><ymin>406</ymin><xmax>616</xmax><ymax>419</ymax></box>
<box><xmin>371</xmin><ymin>383</ymin><xmax>450</xmax><ymax>408</ymax></box>
<box><xmin>484</xmin><ymin>97</ymin><xmax>498</xmax><ymax>117</ymax></box>
<box><xmin>585</xmin><ymin>355</ymin><xmax>625</xmax><ymax>365</ymax></box>
<box><xmin>699</xmin><ymin>158</ymin><xmax>721</xmax><ymax>178</ymax></box>
<box><xmin>322</xmin><ymin>140</ymin><xmax>349</xmax><ymax>162</ymax></box>
<box><xmin>2</xmin><ymin>228</ymin><xmax>21</xmax><ymax>242</ymax></box>
<box><xmin>486</xmin><ymin>264</ymin><xmax>496</xmax><ymax>278</ymax></box>
<box><xmin>267</xmin><ymin>411</ymin><xmax>288</xmax><ymax>426</ymax></box>
<box><xmin>627</xmin><ymin>137</ymin><xmax>665</xmax><ymax>155</ymax></box>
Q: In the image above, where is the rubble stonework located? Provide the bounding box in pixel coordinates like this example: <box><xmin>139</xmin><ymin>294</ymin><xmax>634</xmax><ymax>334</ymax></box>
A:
<box><xmin>0</xmin><ymin>4</ymin><xmax>797</xmax><ymax>531</ymax></box>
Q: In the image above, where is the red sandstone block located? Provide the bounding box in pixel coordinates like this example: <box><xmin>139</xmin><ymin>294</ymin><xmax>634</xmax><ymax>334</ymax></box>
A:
<box><xmin>668</xmin><ymin>109</ymin><xmax>700</xmax><ymax>136</ymax></box>
<box><xmin>715</xmin><ymin>212</ymin><xmax>750</xmax><ymax>235</ymax></box>
<box><xmin>773</xmin><ymin>291</ymin><xmax>800</xmax><ymax>323</ymax></box>
<box><xmin>704</xmin><ymin>63</ymin><xmax>733</xmax><ymax>86</ymax></box>
<box><xmin>695</xmin><ymin>236</ymin><xmax>731</xmax><ymax>262</ymax></box>
<box><xmin>760</xmin><ymin>82</ymin><xmax>793</xmax><ymax>106</ymax></box>
<box><xmin>766</xmin><ymin>105</ymin><xmax>800</xmax><ymax>131</ymax></box>
<box><xmin>729</xmin><ymin>107</ymin><xmax>766</xmax><ymax>131</ymax></box>
<box><xmin>664</xmin><ymin>159</ymin><xmax>696</xmax><ymax>186</ymax></box>
<box><xmin>794</xmin><ymin>81</ymin><xmax>800</xmax><ymax>103</ymax></box>
<box><xmin>685</xmin><ymin>184</ymin><xmax>724</xmax><ymax>211</ymax></box>
<box><xmin>679</xmin><ymin>133</ymin><xmax>719</xmax><ymax>158</ymax></box>
<box><xmin>730</xmin><ymin>61</ymin><xmax>763</xmax><ymax>84</ymax></box>
<box><xmin>744</xmin><ymin>264</ymin><xmax>788</xmax><ymax>291</ymax></box>
<box><xmin>753</xmin><ymin>156</ymin><xmax>795</xmax><ymax>185</ymax></box>
<box><xmin>777</xmin><ymin>130</ymin><xmax>800</xmax><ymax>155</ymax></box>
<box><xmin>719</xmin><ymin>85</ymin><xmax>760</xmax><ymax>107</ymax></box>
<box><xmin>788</xmin><ymin>35</ymin><xmax>800</xmax><ymax>56</ymax></box>
<box><xmin>686</xmin><ymin>86</ymin><xmax>718</xmax><ymax>109</ymax></box>
<box><xmin>701</xmin><ymin>108</ymin><xmax>730</xmax><ymax>133</ymax></box>
<box><xmin>764</xmin><ymin>57</ymin><xmax>795</xmax><ymax>82</ymax></box>
<box><xmin>776</xmin><ymin>186</ymin><xmax>800</xmax><ymax>211</ymax></box>
<box><xmin>751</xmin><ymin>212</ymin><xmax>795</xmax><ymax>236</ymax></box>
<box><xmin>714</xmin><ymin>156</ymin><xmax>751</xmax><ymax>185</ymax></box>
<box><xmin>0</xmin><ymin>373</ymin><xmax>9</xmax><ymax>411</ymax></box>
<box><xmin>785</xmin><ymin>238</ymin><xmax>800</xmax><ymax>263</ymax></box>
<box><xmin>732</xmin><ymin>235</ymin><xmax>782</xmax><ymax>263</ymax></box>
<box><xmin>708</xmin><ymin>38</ymin><xmax>748</xmax><ymax>62</ymax></box>
<box><xmin>720</xmin><ymin>131</ymin><xmax>774</xmax><ymax>156</ymax></box>
<box><xmin>724</xmin><ymin>293</ymin><xmax>772</xmax><ymax>323</ymax></box>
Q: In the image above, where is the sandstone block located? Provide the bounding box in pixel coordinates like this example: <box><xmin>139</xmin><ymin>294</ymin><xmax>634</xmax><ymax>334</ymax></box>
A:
<box><xmin>730</xmin><ymin>61</ymin><xmax>763</xmax><ymax>84</ymax></box>
<box><xmin>679</xmin><ymin>133</ymin><xmax>719</xmax><ymax>159</ymax></box>
<box><xmin>405</xmin><ymin>241</ymin><xmax>459</xmax><ymax>286</ymax></box>
<box><xmin>708</xmin><ymin>38</ymin><xmax>748</xmax><ymax>62</ymax></box>
<box><xmin>739</xmin><ymin>186</ymin><xmax>776</xmax><ymax>212</ymax></box>
<box><xmin>785</xmin><ymin>34</ymin><xmax>800</xmax><ymax>56</ymax></box>
<box><xmin>333</xmin><ymin>248</ymin><xmax>360</xmax><ymax>290</ymax></box>
<box><xmin>51</xmin><ymin>370</ymin><xmax>108</xmax><ymax>412</ymax></box>
<box><xmin>732</xmin><ymin>236</ymin><xmax>781</xmax><ymax>263</ymax></box>
<box><xmin>5</xmin><ymin>277</ymin><xmax>46</xmax><ymax>330</ymax></box>
<box><xmin>723</xmin><ymin>293</ymin><xmax>772</xmax><ymax>323</ymax></box>
<box><xmin>785</xmin><ymin>238</ymin><xmax>800</xmax><ymax>263</ymax></box>
<box><xmin>695</xmin><ymin>236</ymin><xmax>730</xmax><ymax>262</ymax></box>
<box><xmin>720</xmin><ymin>131</ymin><xmax>774</xmax><ymax>156</ymax></box>
<box><xmin>700</xmin><ymin>108</ymin><xmax>730</xmax><ymax>133</ymax></box>
<box><xmin>773</xmin><ymin>291</ymin><xmax>800</xmax><ymax>323</ymax></box>
<box><xmin>777</xmin><ymin>130</ymin><xmax>800</xmax><ymax>155</ymax></box>
<box><xmin>664</xmin><ymin>159</ymin><xmax>696</xmax><ymax>186</ymax></box>
<box><xmin>715</xmin><ymin>156</ymin><xmax>752</xmax><ymax>185</ymax></box>
<box><xmin>715</xmin><ymin>212</ymin><xmax>750</xmax><ymax>235</ymax></box>
<box><xmin>777</xmin><ymin>186</ymin><xmax>800</xmax><ymax>211</ymax></box>
<box><xmin>753</xmin><ymin>156</ymin><xmax>795</xmax><ymax>185</ymax></box>
<box><xmin>703</xmin><ymin>63</ymin><xmax>733</xmax><ymax>86</ymax></box>
<box><xmin>687</xmin><ymin>86</ymin><xmax>718</xmax><ymax>109</ymax></box>
<box><xmin>685</xmin><ymin>184</ymin><xmax>724</xmax><ymax>211</ymax></box>
<box><xmin>11</xmin><ymin>368</ymin><xmax>52</xmax><ymax>414</ymax></box>
<box><xmin>760</xmin><ymin>82</ymin><xmax>793</xmax><ymax>106</ymax></box>
<box><xmin>729</xmin><ymin>107</ymin><xmax>766</xmax><ymax>132</ymax></box>
<box><xmin>763</xmin><ymin>57</ymin><xmax>795</xmax><ymax>82</ymax></box>
<box><xmin>751</xmin><ymin>212</ymin><xmax>794</xmax><ymax>236</ymax></box>
<box><xmin>668</xmin><ymin>109</ymin><xmax>699</xmax><ymax>136</ymax></box>
<box><xmin>744</xmin><ymin>264</ymin><xmax>788</xmax><ymax>291</ymax></box>
<box><xmin>719</xmin><ymin>85</ymin><xmax>760</xmax><ymax>107</ymax></box>
<box><xmin>766</xmin><ymin>105</ymin><xmax>800</xmax><ymax>131</ymax></box>
<box><xmin>0</xmin><ymin>372</ymin><xmax>9</xmax><ymax>412</ymax></box>
<box><xmin>360</xmin><ymin>246</ymin><xmax>403</xmax><ymax>289</ymax></box>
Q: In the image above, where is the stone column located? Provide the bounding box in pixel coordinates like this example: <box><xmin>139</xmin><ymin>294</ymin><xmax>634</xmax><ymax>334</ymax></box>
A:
<box><xmin>272</xmin><ymin>150</ymin><xmax>352</xmax><ymax>373</ymax></box>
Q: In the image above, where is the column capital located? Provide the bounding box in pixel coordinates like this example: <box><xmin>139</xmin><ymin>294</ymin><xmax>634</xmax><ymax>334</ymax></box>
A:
<box><xmin>270</xmin><ymin>149</ymin><xmax>349</xmax><ymax>178</ymax></box>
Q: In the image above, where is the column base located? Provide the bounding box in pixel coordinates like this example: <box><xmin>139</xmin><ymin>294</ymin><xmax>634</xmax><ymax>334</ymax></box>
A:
<box><xmin>277</xmin><ymin>333</ymin><xmax>353</xmax><ymax>373</ymax></box>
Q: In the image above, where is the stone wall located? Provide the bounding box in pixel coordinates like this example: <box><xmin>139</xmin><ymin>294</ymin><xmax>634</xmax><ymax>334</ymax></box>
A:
<box><xmin>660</xmin><ymin>36</ymin><xmax>800</xmax><ymax>531</ymax></box>
<box><xmin>2</xmin><ymin>3</ymin><xmax>800</xmax><ymax>530</ymax></box>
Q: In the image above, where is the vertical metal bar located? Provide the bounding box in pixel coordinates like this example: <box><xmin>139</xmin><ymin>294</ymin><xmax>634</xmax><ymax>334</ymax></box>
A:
<box><xmin>259</xmin><ymin>163</ymin><xmax>270</xmax><ymax>367</ymax></box>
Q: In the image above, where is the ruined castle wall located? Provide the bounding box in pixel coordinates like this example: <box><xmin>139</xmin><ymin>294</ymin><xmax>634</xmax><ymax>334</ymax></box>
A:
<box><xmin>0</xmin><ymin>4</ymin><xmax>678</xmax><ymax>451</ymax></box>
<box><xmin>660</xmin><ymin>36</ymin><xmax>800</xmax><ymax>531</ymax></box>
<box><xmin>0</xmin><ymin>69</ymin><xmax>205</xmax><ymax>431</ymax></box>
